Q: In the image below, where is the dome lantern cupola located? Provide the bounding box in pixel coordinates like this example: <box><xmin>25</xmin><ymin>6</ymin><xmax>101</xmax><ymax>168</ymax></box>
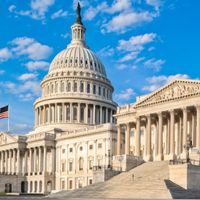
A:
<box><xmin>70</xmin><ymin>2</ymin><xmax>86</xmax><ymax>47</ymax></box>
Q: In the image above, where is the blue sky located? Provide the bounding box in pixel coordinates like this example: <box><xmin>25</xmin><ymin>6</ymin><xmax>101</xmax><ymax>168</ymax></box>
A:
<box><xmin>0</xmin><ymin>0</ymin><xmax>200</xmax><ymax>134</ymax></box>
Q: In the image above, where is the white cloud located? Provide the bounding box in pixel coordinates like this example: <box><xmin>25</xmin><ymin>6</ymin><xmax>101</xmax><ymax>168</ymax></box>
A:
<box><xmin>142</xmin><ymin>74</ymin><xmax>190</xmax><ymax>92</ymax></box>
<box><xmin>18</xmin><ymin>73</ymin><xmax>37</xmax><ymax>81</ymax></box>
<box><xmin>51</xmin><ymin>9</ymin><xmax>68</xmax><ymax>19</ymax></box>
<box><xmin>8</xmin><ymin>5</ymin><xmax>16</xmax><ymax>12</ymax></box>
<box><xmin>115</xmin><ymin>88</ymin><xmax>135</xmax><ymax>101</ymax></box>
<box><xmin>0</xmin><ymin>70</ymin><xmax>5</xmax><ymax>75</ymax></box>
<box><xmin>118</xmin><ymin>51</ymin><xmax>139</xmax><ymax>62</ymax></box>
<box><xmin>84</xmin><ymin>2</ymin><xmax>108</xmax><ymax>21</ymax></box>
<box><xmin>106</xmin><ymin>0</ymin><xmax>132</xmax><ymax>14</ymax></box>
<box><xmin>102</xmin><ymin>11</ymin><xmax>156</xmax><ymax>33</ymax></box>
<box><xmin>117</xmin><ymin>64</ymin><xmax>128</xmax><ymax>70</ymax></box>
<box><xmin>0</xmin><ymin>80</ymin><xmax>41</xmax><ymax>101</ymax></box>
<box><xmin>117</xmin><ymin>33</ymin><xmax>156</xmax><ymax>63</ymax></box>
<box><xmin>97</xmin><ymin>46</ymin><xmax>114</xmax><ymax>58</ymax></box>
<box><xmin>25</xmin><ymin>61</ymin><xmax>49</xmax><ymax>71</ymax></box>
<box><xmin>11</xmin><ymin>37</ymin><xmax>53</xmax><ymax>60</ymax></box>
<box><xmin>146</xmin><ymin>0</ymin><xmax>163</xmax><ymax>11</ymax></box>
<box><xmin>144</xmin><ymin>58</ymin><xmax>165</xmax><ymax>71</ymax></box>
<box><xmin>0</xmin><ymin>48</ymin><xmax>12</xmax><ymax>63</ymax></box>
<box><xmin>61</xmin><ymin>33</ymin><xmax>69</xmax><ymax>39</ymax></box>
<box><xmin>118</xmin><ymin>33</ymin><xmax>157</xmax><ymax>52</ymax></box>
<box><xmin>9</xmin><ymin>0</ymin><xmax>55</xmax><ymax>21</ymax></box>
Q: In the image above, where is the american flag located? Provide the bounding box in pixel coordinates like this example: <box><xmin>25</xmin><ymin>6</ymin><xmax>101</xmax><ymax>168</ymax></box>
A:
<box><xmin>0</xmin><ymin>105</ymin><xmax>8</xmax><ymax>119</ymax></box>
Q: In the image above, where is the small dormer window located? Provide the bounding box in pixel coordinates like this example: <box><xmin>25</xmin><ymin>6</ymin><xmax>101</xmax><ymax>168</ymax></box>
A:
<box><xmin>70</xmin><ymin>59</ymin><xmax>72</xmax><ymax>63</ymax></box>
<box><xmin>65</xmin><ymin>59</ymin><xmax>67</xmax><ymax>63</ymax></box>
<box><xmin>85</xmin><ymin>60</ymin><xmax>88</xmax><ymax>65</ymax></box>
<box><xmin>80</xmin><ymin>59</ymin><xmax>83</xmax><ymax>64</ymax></box>
<box><xmin>75</xmin><ymin>59</ymin><xmax>78</xmax><ymax>64</ymax></box>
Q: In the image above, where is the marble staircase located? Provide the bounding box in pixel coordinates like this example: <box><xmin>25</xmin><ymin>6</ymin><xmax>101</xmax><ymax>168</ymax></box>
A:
<box><xmin>49</xmin><ymin>161</ymin><xmax>200</xmax><ymax>199</ymax></box>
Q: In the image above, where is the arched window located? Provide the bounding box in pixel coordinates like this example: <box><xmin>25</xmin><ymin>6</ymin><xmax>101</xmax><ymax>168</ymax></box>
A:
<box><xmin>47</xmin><ymin>85</ymin><xmax>49</xmax><ymax>95</ymax></box>
<box><xmin>93</xmin><ymin>85</ymin><xmax>96</xmax><ymax>94</ymax></box>
<box><xmin>80</xmin><ymin>82</ymin><xmax>84</xmax><ymax>92</ymax></box>
<box><xmin>55</xmin><ymin>82</ymin><xmax>58</xmax><ymax>93</ymax></box>
<box><xmin>61</xmin><ymin>82</ymin><xmax>64</xmax><ymax>92</ymax></box>
<box><xmin>87</xmin><ymin>83</ymin><xmax>90</xmax><ymax>93</ymax></box>
<box><xmin>80</xmin><ymin>107</ymin><xmax>84</xmax><ymax>122</ymax></box>
<box><xmin>74</xmin><ymin>82</ymin><xmax>77</xmax><ymax>92</ymax></box>
<box><xmin>66</xmin><ymin>106</ymin><xmax>70</xmax><ymax>121</ymax></box>
<box><xmin>67</xmin><ymin>82</ymin><xmax>71</xmax><ymax>92</ymax></box>
<box><xmin>59</xmin><ymin>105</ymin><xmax>62</xmax><ymax>122</ymax></box>
<box><xmin>73</xmin><ymin>106</ymin><xmax>77</xmax><ymax>121</ymax></box>
<box><xmin>103</xmin><ymin>88</ymin><xmax>106</xmax><ymax>97</ymax></box>
<box><xmin>98</xmin><ymin>86</ymin><xmax>101</xmax><ymax>96</ymax></box>
<box><xmin>51</xmin><ymin>84</ymin><xmax>54</xmax><ymax>94</ymax></box>
<box><xmin>79</xmin><ymin>157</ymin><xmax>84</xmax><ymax>171</ymax></box>
<box><xmin>46</xmin><ymin>107</ymin><xmax>49</xmax><ymax>123</ymax></box>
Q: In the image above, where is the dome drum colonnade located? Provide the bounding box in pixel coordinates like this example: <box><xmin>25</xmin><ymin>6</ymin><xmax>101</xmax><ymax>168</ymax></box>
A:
<box><xmin>117</xmin><ymin>104</ymin><xmax>200</xmax><ymax>161</ymax></box>
<box><xmin>34</xmin><ymin>4</ymin><xmax>117</xmax><ymax>130</ymax></box>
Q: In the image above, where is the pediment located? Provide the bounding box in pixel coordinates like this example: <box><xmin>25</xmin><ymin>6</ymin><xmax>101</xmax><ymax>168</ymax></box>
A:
<box><xmin>135</xmin><ymin>79</ymin><xmax>200</xmax><ymax>108</ymax></box>
<box><xmin>0</xmin><ymin>132</ymin><xmax>17</xmax><ymax>145</ymax></box>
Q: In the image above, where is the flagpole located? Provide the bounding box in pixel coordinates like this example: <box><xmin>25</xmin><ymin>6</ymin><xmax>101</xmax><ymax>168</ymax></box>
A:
<box><xmin>7</xmin><ymin>105</ymin><xmax>10</xmax><ymax>133</ymax></box>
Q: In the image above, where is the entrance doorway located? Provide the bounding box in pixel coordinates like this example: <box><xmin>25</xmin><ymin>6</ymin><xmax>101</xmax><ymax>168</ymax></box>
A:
<box><xmin>21</xmin><ymin>181</ymin><xmax>28</xmax><ymax>193</ymax></box>
<box><xmin>47</xmin><ymin>181</ymin><xmax>52</xmax><ymax>193</ymax></box>
<box><xmin>5</xmin><ymin>183</ymin><xmax>12</xmax><ymax>193</ymax></box>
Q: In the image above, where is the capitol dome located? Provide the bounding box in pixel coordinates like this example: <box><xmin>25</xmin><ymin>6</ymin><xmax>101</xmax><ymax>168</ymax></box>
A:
<box><xmin>34</xmin><ymin>3</ymin><xmax>117</xmax><ymax>131</ymax></box>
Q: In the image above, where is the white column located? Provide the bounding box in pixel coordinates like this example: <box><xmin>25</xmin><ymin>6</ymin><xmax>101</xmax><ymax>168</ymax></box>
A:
<box><xmin>117</xmin><ymin>125</ymin><xmax>121</xmax><ymax>155</ymax></box>
<box><xmin>158</xmin><ymin>112</ymin><xmax>163</xmax><ymax>160</ymax></box>
<box><xmin>52</xmin><ymin>147</ymin><xmax>55</xmax><ymax>173</ymax></box>
<box><xmin>93</xmin><ymin>105</ymin><xmax>96</xmax><ymax>124</ymax></box>
<box><xmin>0</xmin><ymin>152</ymin><xmax>2</xmax><ymax>173</ymax></box>
<box><xmin>170</xmin><ymin>110</ymin><xmax>175</xmax><ymax>158</ymax></box>
<box><xmin>125</xmin><ymin>123</ymin><xmax>130</xmax><ymax>155</ymax></box>
<box><xmin>38</xmin><ymin>147</ymin><xmax>41</xmax><ymax>174</ymax></box>
<box><xmin>191</xmin><ymin>111</ymin><xmax>196</xmax><ymax>147</ymax></box>
<box><xmin>13</xmin><ymin>149</ymin><xmax>16</xmax><ymax>174</ymax></box>
<box><xmin>34</xmin><ymin>148</ymin><xmax>37</xmax><ymax>174</ymax></box>
<box><xmin>24</xmin><ymin>150</ymin><xmax>28</xmax><ymax>175</ymax></box>
<box><xmin>70</xmin><ymin>103</ymin><xmax>73</xmax><ymax>123</ymax></box>
<box><xmin>43</xmin><ymin>146</ymin><xmax>47</xmax><ymax>174</ymax></box>
<box><xmin>100</xmin><ymin>106</ymin><xmax>102</xmax><ymax>124</ymax></box>
<box><xmin>183</xmin><ymin>107</ymin><xmax>187</xmax><ymax>148</ymax></box>
<box><xmin>5</xmin><ymin>150</ymin><xmax>8</xmax><ymax>173</ymax></box>
<box><xmin>135</xmin><ymin>117</ymin><xmax>140</xmax><ymax>156</ymax></box>
<box><xmin>17</xmin><ymin>149</ymin><xmax>20</xmax><ymax>175</ymax></box>
<box><xmin>77</xmin><ymin>103</ymin><xmax>80</xmax><ymax>123</ymax></box>
<box><xmin>196</xmin><ymin>105</ymin><xmax>200</xmax><ymax>148</ymax></box>
<box><xmin>179</xmin><ymin>115</ymin><xmax>183</xmax><ymax>154</ymax></box>
<box><xmin>85</xmin><ymin>104</ymin><xmax>88</xmax><ymax>124</ymax></box>
<box><xmin>29</xmin><ymin>148</ymin><xmax>32</xmax><ymax>175</ymax></box>
<box><xmin>146</xmin><ymin>115</ymin><xmax>151</xmax><ymax>160</ymax></box>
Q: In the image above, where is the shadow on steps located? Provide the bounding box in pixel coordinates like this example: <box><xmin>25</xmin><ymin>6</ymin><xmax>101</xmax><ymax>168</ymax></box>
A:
<box><xmin>164</xmin><ymin>180</ymin><xmax>200</xmax><ymax>199</ymax></box>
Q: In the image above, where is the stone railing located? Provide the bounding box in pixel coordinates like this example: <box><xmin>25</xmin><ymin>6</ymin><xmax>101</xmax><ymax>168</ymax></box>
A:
<box><xmin>117</xmin><ymin>104</ymin><xmax>136</xmax><ymax>115</ymax></box>
<box><xmin>57</xmin><ymin>123</ymin><xmax>116</xmax><ymax>138</ymax></box>
<box><xmin>27</xmin><ymin>132</ymin><xmax>55</xmax><ymax>142</ymax></box>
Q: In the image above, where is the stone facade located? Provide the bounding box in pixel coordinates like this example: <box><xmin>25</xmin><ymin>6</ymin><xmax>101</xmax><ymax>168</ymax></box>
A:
<box><xmin>115</xmin><ymin>79</ymin><xmax>200</xmax><ymax>164</ymax></box>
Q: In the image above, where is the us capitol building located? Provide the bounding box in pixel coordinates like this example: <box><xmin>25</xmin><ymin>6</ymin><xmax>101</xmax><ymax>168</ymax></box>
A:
<box><xmin>0</xmin><ymin>3</ymin><xmax>200</xmax><ymax>195</ymax></box>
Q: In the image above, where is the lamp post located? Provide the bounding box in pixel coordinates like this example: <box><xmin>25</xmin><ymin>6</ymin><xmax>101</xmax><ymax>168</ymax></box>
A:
<box><xmin>184</xmin><ymin>134</ymin><xmax>193</xmax><ymax>163</ymax></box>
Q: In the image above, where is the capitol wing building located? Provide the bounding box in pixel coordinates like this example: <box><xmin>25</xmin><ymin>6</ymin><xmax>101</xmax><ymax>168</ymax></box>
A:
<box><xmin>1</xmin><ymin>3</ymin><xmax>200</xmax><ymax>196</ymax></box>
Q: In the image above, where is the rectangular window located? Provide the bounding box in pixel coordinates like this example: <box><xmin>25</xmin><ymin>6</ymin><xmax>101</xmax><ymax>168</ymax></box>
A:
<box><xmin>69</xmin><ymin>148</ymin><xmax>73</xmax><ymax>153</ymax></box>
<box><xmin>61</xmin><ymin>180</ymin><xmax>65</xmax><ymax>190</ymax></box>
<box><xmin>69</xmin><ymin>180</ymin><xmax>73</xmax><ymax>189</ymax></box>
<box><xmin>89</xmin><ymin>179</ymin><xmax>93</xmax><ymax>185</ymax></box>
<box><xmin>89</xmin><ymin>144</ymin><xmax>93</xmax><ymax>150</ymax></box>
<box><xmin>62</xmin><ymin>163</ymin><xmax>65</xmax><ymax>172</ymax></box>
<box><xmin>98</xmin><ymin>143</ymin><xmax>102</xmax><ymax>148</ymax></box>
<box><xmin>93</xmin><ymin>85</ymin><xmax>96</xmax><ymax>94</ymax></box>
<box><xmin>89</xmin><ymin>160</ymin><xmax>93</xmax><ymax>170</ymax></box>
<box><xmin>62</xmin><ymin>149</ymin><xmax>65</xmax><ymax>154</ymax></box>
<box><xmin>69</xmin><ymin>161</ymin><xmax>73</xmax><ymax>172</ymax></box>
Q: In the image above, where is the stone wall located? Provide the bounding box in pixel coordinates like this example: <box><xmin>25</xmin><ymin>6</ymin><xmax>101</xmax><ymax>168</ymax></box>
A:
<box><xmin>169</xmin><ymin>164</ymin><xmax>200</xmax><ymax>190</ymax></box>
<box><xmin>0</xmin><ymin>175</ymin><xmax>25</xmax><ymax>193</ymax></box>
